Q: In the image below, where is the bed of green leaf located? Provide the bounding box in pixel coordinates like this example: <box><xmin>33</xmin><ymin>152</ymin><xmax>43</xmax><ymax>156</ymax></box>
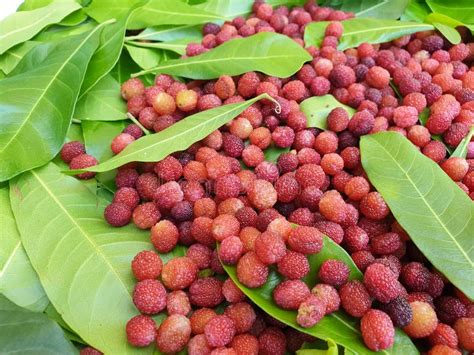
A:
<box><xmin>0</xmin><ymin>0</ymin><xmax>473</xmax><ymax>354</ymax></box>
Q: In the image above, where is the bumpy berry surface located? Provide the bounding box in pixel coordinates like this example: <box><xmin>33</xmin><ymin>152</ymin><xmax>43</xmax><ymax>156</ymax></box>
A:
<box><xmin>132</xmin><ymin>279</ymin><xmax>167</xmax><ymax>315</ymax></box>
<box><xmin>403</xmin><ymin>301</ymin><xmax>439</xmax><ymax>338</ymax></box>
<box><xmin>126</xmin><ymin>315</ymin><xmax>156</xmax><ymax>347</ymax></box>
<box><xmin>360</xmin><ymin>309</ymin><xmax>395</xmax><ymax>351</ymax></box>
<box><xmin>156</xmin><ymin>314</ymin><xmax>192</xmax><ymax>353</ymax></box>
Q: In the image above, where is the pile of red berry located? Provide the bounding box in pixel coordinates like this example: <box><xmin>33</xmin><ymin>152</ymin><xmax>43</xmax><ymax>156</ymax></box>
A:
<box><xmin>65</xmin><ymin>0</ymin><xmax>474</xmax><ymax>354</ymax></box>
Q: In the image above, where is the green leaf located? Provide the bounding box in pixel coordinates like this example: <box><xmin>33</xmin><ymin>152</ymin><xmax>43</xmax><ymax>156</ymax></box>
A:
<box><xmin>82</xmin><ymin>120</ymin><xmax>128</xmax><ymax>191</ymax></box>
<box><xmin>0</xmin><ymin>186</ymin><xmax>48</xmax><ymax>312</ymax></box>
<box><xmin>221</xmin><ymin>236</ymin><xmax>418</xmax><ymax>354</ymax></box>
<box><xmin>264</xmin><ymin>146</ymin><xmax>291</xmax><ymax>163</ymax></box>
<box><xmin>425</xmin><ymin>13</ymin><xmax>463</xmax><ymax>44</ymax></box>
<box><xmin>75</xmin><ymin>74</ymin><xmax>127</xmax><ymax>121</ymax></box>
<box><xmin>10</xmin><ymin>163</ymin><xmax>155</xmax><ymax>354</ymax></box>
<box><xmin>0</xmin><ymin>26</ymin><xmax>102</xmax><ymax>182</ymax></box>
<box><xmin>126</xmin><ymin>40</ymin><xmax>187</xmax><ymax>55</ymax></box>
<box><xmin>125</xmin><ymin>25</ymin><xmax>202</xmax><ymax>42</ymax></box>
<box><xmin>426</xmin><ymin>0</ymin><xmax>474</xmax><ymax>25</ymax></box>
<box><xmin>125</xmin><ymin>44</ymin><xmax>166</xmax><ymax>70</ymax></box>
<box><xmin>300</xmin><ymin>95</ymin><xmax>356</xmax><ymax>130</ymax></box>
<box><xmin>0</xmin><ymin>41</ymin><xmax>38</xmax><ymax>75</ymax></box>
<box><xmin>85</xmin><ymin>0</ymin><xmax>146</xmax><ymax>23</ymax></box>
<box><xmin>68</xmin><ymin>94</ymin><xmax>276</xmax><ymax>174</ymax></box>
<box><xmin>400</xmin><ymin>0</ymin><xmax>431</xmax><ymax>22</ymax></box>
<box><xmin>304</xmin><ymin>19</ymin><xmax>433</xmax><ymax>50</ymax></box>
<box><xmin>44</xmin><ymin>303</ymin><xmax>85</xmax><ymax>344</ymax></box>
<box><xmin>110</xmin><ymin>50</ymin><xmax>155</xmax><ymax>86</ymax></box>
<box><xmin>134</xmin><ymin>32</ymin><xmax>312</xmax><ymax>79</ymax></box>
<box><xmin>0</xmin><ymin>0</ymin><xmax>81</xmax><ymax>54</ymax></box>
<box><xmin>79</xmin><ymin>16</ymin><xmax>129</xmax><ymax>99</ymax></box>
<box><xmin>361</xmin><ymin>132</ymin><xmax>474</xmax><ymax>299</ymax></box>
<box><xmin>197</xmin><ymin>0</ymin><xmax>306</xmax><ymax>19</ymax></box>
<box><xmin>451</xmin><ymin>126</ymin><xmax>474</xmax><ymax>158</ymax></box>
<box><xmin>341</xmin><ymin>0</ymin><xmax>410</xmax><ymax>19</ymax></box>
<box><xmin>34</xmin><ymin>20</ymin><xmax>97</xmax><ymax>42</ymax></box>
<box><xmin>432</xmin><ymin>22</ymin><xmax>461</xmax><ymax>44</ymax></box>
<box><xmin>127</xmin><ymin>0</ymin><xmax>223</xmax><ymax>30</ymax></box>
<box><xmin>297</xmin><ymin>339</ymin><xmax>338</xmax><ymax>355</ymax></box>
<box><xmin>59</xmin><ymin>9</ymin><xmax>89</xmax><ymax>27</ymax></box>
<box><xmin>0</xmin><ymin>295</ymin><xmax>78</xmax><ymax>354</ymax></box>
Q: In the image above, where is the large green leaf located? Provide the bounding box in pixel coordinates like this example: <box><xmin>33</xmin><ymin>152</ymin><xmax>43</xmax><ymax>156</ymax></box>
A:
<box><xmin>75</xmin><ymin>74</ymin><xmax>127</xmax><ymax>121</ymax></box>
<box><xmin>125</xmin><ymin>25</ymin><xmax>202</xmax><ymax>42</ymax></box>
<box><xmin>451</xmin><ymin>126</ymin><xmax>474</xmax><ymax>159</ymax></box>
<box><xmin>361</xmin><ymin>132</ymin><xmax>474</xmax><ymax>299</ymax></box>
<box><xmin>0</xmin><ymin>295</ymin><xmax>77</xmax><ymax>354</ymax></box>
<box><xmin>9</xmin><ymin>163</ymin><xmax>154</xmax><ymax>354</ymax></box>
<box><xmin>127</xmin><ymin>0</ymin><xmax>223</xmax><ymax>30</ymax></box>
<box><xmin>426</xmin><ymin>0</ymin><xmax>474</xmax><ymax>25</ymax></box>
<box><xmin>69</xmin><ymin>94</ymin><xmax>277</xmax><ymax>174</ymax></box>
<box><xmin>0</xmin><ymin>0</ymin><xmax>81</xmax><ymax>54</ymax></box>
<box><xmin>134</xmin><ymin>32</ymin><xmax>312</xmax><ymax>79</ymax></box>
<box><xmin>197</xmin><ymin>0</ymin><xmax>306</xmax><ymax>18</ymax></box>
<box><xmin>304</xmin><ymin>19</ymin><xmax>433</xmax><ymax>50</ymax></box>
<box><xmin>0</xmin><ymin>186</ymin><xmax>48</xmax><ymax>312</ymax></box>
<box><xmin>300</xmin><ymin>95</ymin><xmax>356</xmax><ymax>130</ymax></box>
<box><xmin>0</xmin><ymin>26</ymin><xmax>103</xmax><ymax>182</ymax></box>
<box><xmin>79</xmin><ymin>16</ymin><xmax>129</xmax><ymax>99</ymax></box>
<box><xmin>340</xmin><ymin>0</ymin><xmax>410</xmax><ymax>19</ymax></box>
<box><xmin>0</xmin><ymin>41</ymin><xmax>38</xmax><ymax>75</ymax></box>
<box><xmin>221</xmin><ymin>237</ymin><xmax>418</xmax><ymax>354</ymax></box>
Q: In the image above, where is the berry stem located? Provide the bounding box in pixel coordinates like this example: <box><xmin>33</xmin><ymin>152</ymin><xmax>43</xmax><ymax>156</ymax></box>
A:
<box><xmin>127</xmin><ymin>113</ymin><xmax>151</xmax><ymax>135</ymax></box>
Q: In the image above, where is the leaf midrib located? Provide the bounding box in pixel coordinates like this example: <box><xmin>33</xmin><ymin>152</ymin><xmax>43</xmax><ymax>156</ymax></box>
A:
<box><xmin>30</xmin><ymin>169</ymin><xmax>131</xmax><ymax>297</ymax></box>
<box><xmin>0</xmin><ymin>241</ymin><xmax>20</xmax><ymax>280</ymax></box>
<box><xmin>342</xmin><ymin>22</ymin><xmax>432</xmax><ymax>36</ymax></box>
<box><xmin>373</xmin><ymin>139</ymin><xmax>473</xmax><ymax>267</ymax></box>
<box><xmin>355</xmin><ymin>0</ymin><xmax>389</xmax><ymax>15</ymax></box>
<box><xmin>147</xmin><ymin>53</ymin><xmax>308</xmax><ymax>72</ymax></box>
<box><xmin>0</xmin><ymin>26</ymin><xmax>102</xmax><ymax>155</ymax></box>
<box><xmin>143</xmin><ymin>7</ymin><xmax>222</xmax><ymax>20</ymax></box>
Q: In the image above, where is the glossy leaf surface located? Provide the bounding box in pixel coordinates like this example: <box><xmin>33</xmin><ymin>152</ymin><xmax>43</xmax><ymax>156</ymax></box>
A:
<box><xmin>361</xmin><ymin>132</ymin><xmax>474</xmax><ymax>299</ymax></box>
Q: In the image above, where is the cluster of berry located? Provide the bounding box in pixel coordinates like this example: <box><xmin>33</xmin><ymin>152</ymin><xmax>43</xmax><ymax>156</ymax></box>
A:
<box><xmin>67</xmin><ymin>0</ymin><xmax>474</xmax><ymax>354</ymax></box>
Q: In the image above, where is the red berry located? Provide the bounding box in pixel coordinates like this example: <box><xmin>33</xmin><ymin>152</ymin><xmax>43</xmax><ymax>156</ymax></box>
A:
<box><xmin>104</xmin><ymin>203</ymin><xmax>131</xmax><ymax>227</ymax></box>
<box><xmin>318</xmin><ymin>259</ymin><xmax>350</xmax><ymax>288</ymax></box>
<box><xmin>126</xmin><ymin>315</ymin><xmax>156</xmax><ymax>347</ymax></box>
<box><xmin>339</xmin><ymin>280</ymin><xmax>372</xmax><ymax>317</ymax></box>
<box><xmin>224</xmin><ymin>302</ymin><xmax>256</xmax><ymax>334</ymax></box>
<box><xmin>132</xmin><ymin>279</ymin><xmax>167</xmax><ymax>315</ymax></box>
<box><xmin>237</xmin><ymin>251</ymin><xmax>269</xmax><ymax>288</ymax></box>
<box><xmin>288</xmin><ymin>226</ymin><xmax>324</xmax><ymax>255</ymax></box>
<box><xmin>189</xmin><ymin>277</ymin><xmax>224</xmax><ymax>308</ymax></box>
<box><xmin>429</xmin><ymin>323</ymin><xmax>458</xmax><ymax>349</ymax></box>
<box><xmin>361</xmin><ymin>309</ymin><xmax>395</xmax><ymax>351</ymax></box>
<box><xmin>61</xmin><ymin>141</ymin><xmax>85</xmax><ymax>163</ymax></box>
<box><xmin>273</xmin><ymin>280</ymin><xmax>310</xmax><ymax>310</ymax></box>
<box><xmin>364</xmin><ymin>263</ymin><xmax>402</xmax><ymax>303</ymax></box>
<box><xmin>205</xmin><ymin>315</ymin><xmax>236</xmax><ymax>347</ymax></box>
<box><xmin>151</xmin><ymin>220</ymin><xmax>179</xmax><ymax>253</ymax></box>
<box><xmin>156</xmin><ymin>314</ymin><xmax>192</xmax><ymax>353</ymax></box>
<box><xmin>131</xmin><ymin>250</ymin><xmax>162</xmax><ymax>281</ymax></box>
<box><xmin>403</xmin><ymin>301</ymin><xmax>438</xmax><ymax>338</ymax></box>
<box><xmin>258</xmin><ymin>327</ymin><xmax>286</xmax><ymax>355</ymax></box>
<box><xmin>161</xmin><ymin>257</ymin><xmax>198</xmax><ymax>290</ymax></box>
<box><xmin>277</xmin><ymin>251</ymin><xmax>310</xmax><ymax>279</ymax></box>
<box><xmin>69</xmin><ymin>154</ymin><xmax>98</xmax><ymax>179</ymax></box>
